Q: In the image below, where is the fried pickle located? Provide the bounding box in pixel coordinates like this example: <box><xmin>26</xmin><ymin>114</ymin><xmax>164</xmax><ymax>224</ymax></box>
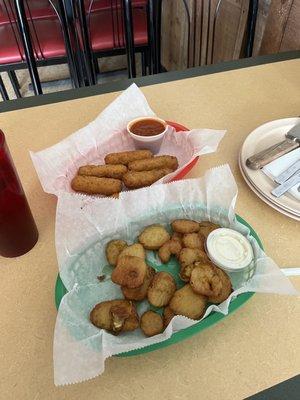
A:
<box><xmin>198</xmin><ymin>221</ymin><xmax>220</xmax><ymax>238</ymax></box>
<box><xmin>78</xmin><ymin>164</ymin><xmax>127</xmax><ymax>179</ymax></box>
<box><xmin>105</xmin><ymin>150</ymin><xmax>153</xmax><ymax>165</ymax></box>
<box><xmin>128</xmin><ymin>155</ymin><xmax>178</xmax><ymax>172</ymax></box>
<box><xmin>105</xmin><ymin>240</ymin><xmax>128</xmax><ymax>266</ymax></box>
<box><xmin>171</xmin><ymin>219</ymin><xmax>200</xmax><ymax>234</ymax></box>
<box><xmin>123</xmin><ymin>168</ymin><xmax>173</xmax><ymax>189</ymax></box>
<box><xmin>190</xmin><ymin>263</ymin><xmax>223</xmax><ymax>297</ymax></box>
<box><xmin>158</xmin><ymin>238</ymin><xmax>182</xmax><ymax>263</ymax></box>
<box><xmin>118</xmin><ymin>243</ymin><xmax>145</xmax><ymax>260</ymax></box>
<box><xmin>138</xmin><ymin>224</ymin><xmax>170</xmax><ymax>250</ymax></box>
<box><xmin>179</xmin><ymin>263</ymin><xmax>196</xmax><ymax>282</ymax></box>
<box><xmin>169</xmin><ymin>284</ymin><xmax>207</xmax><ymax>320</ymax></box>
<box><xmin>147</xmin><ymin>271</ymin><xmax>176</xmax><ymax>307</ymax></box>
<box><xmin>121</xmin><ymin>266</ymin><xmax>155</xmax><ymax>301</ymax></box>
<box><xmin>90</xmin><ymin>299</ymin><xmax>139</xmax><ymax>333</ymax></box>
<box><xmin>111</xmin><ymin>255</ymin><xmax>147</xmax><ymax>288</ymax></box>
<box><xmin>140</xmin><ymin>311</ymin><xmax>164</xmax><ymax>337</ymax></box>
<box><xmin>71</xmin><ymin>175</ymin><xmax>122</xmax><ymax>195</ymax></box>
<box><xmin>178</xmin><ymin>248</ymin><xmax>209</xmax><ymax>268</ymax></box>
<box><xmin>182</xmin><ymin>233</ymin><xmax>205</xmax><ymax>251</ymax></box>
<box><xmin>208</xmin><ymin>267</ymin><xmax>232</xmax><ymax>304</ymax></box>
<box><xmin>163</xmin><ymin>306</ymin><xmax>175</xmax><ymax>328</ymax></box>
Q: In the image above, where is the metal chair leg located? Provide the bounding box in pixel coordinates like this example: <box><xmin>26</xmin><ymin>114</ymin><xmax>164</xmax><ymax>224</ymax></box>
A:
<box><xmin>8</xmin><ymin>71</ymin><xmax>21</xmax><ymax>98</ymax></box>
<box><xmin>122</xmin><ymin>0</ymin><xmax>137</xmax><ymax>78</ymax></box>
<box><xmin>0</xmin><ymin>74</ymin><xmax>9</xmax><ymax>101</ymax></box>
<box><xmin>141</xmin><ymin>50</ymin><xmax>147</xmax><ymax>76</ymax></box>
<box><xmin>246</xmin><ymin>0</ymin><xmax>259</xmax><ymax>57</ymax></box>
<box><xmin>14</xmin><ymin>0</ymin><xmax>42</xmax><ymax>95</ymax></box>
<box><xmin>147</xmin><ymin>0</ymin><xmax>156</xmax><ymax>74</ymax></box>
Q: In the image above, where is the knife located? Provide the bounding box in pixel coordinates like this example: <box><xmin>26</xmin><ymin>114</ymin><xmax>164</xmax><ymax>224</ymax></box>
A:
<box><xmin>271</xmin><ymin>171</ymin><xmax>300</xmax><ymax>197</ymax></box>
<box><xmin>275</xmin><ymin>159</ymin><xmax>300</xmax><ymax>184</ymax></box>
<box><xmin>246</xmin><ymin>123</ymin><xmax>300</xmax><ymax>170</ymax></box>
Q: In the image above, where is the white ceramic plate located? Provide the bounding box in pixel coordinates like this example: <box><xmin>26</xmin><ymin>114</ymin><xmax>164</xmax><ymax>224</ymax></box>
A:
<box><xmin>239</xmin><ymin>155</ymin><xmax>300</xmax><ymax>221</ymax></box>
<box><xmin>240</xmin><ymin>117</ymin><xmax>300</xmax><ymax>216</ymax></box>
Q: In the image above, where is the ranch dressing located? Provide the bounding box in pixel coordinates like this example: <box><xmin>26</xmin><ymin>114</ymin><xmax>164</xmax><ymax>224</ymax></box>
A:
<box><xmin>206</xmin><ymin>228</ymin><xmax>253</xmax><ymax>272</ymax></box>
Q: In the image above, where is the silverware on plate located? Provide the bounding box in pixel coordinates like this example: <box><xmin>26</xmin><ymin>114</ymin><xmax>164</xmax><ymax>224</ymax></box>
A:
<box><xmin>246</xmin><ymin>123</ymin><xmax>300</xmax><ymax>170</ymax></box>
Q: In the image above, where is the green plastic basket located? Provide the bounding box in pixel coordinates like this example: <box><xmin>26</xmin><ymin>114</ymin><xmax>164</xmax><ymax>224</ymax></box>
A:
<box><xmin>55</xmin><ymin>214</ymin><xmax>263</xmax><ymax>357</ymax></box>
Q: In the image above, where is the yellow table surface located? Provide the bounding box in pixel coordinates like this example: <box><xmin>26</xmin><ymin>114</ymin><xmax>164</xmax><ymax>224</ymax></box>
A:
<box><xmin>0</xmin><ymin>59</ymin><xmax>300</xmax><ymax>400</ymax></box>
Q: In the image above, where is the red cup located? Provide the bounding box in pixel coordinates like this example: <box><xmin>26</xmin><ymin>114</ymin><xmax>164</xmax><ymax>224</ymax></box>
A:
<box><xmin>0</xmin><ymin>130</ymin><xmax>38</xmax><ymax>257</ymax></box>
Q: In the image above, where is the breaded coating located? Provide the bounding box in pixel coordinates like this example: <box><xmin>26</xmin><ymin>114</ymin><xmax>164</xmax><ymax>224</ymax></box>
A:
<box><xmin>118</xmin><ymin>243</ymin><xmax>145</xmax><ymax>260</ymax></box>
<box><xmin>158</xmin><ymin>238</ymin><xmax>182</xmax><ymax>263</ymax></box>
<box><xmin>123</xmin><ymin>168</ymin><xmax>173</xmax><ymax>189</ymax></box>
<box><xmin>171</xmin><ymin>219</ymin><xmax>200</xmax><ymax>234</ymax></box>
<box><xmin>179</xmin><ymin>263</ymin><xmax>196</xmax><ymax>282</ymax></box>
<box><xmin>169</xmin><ymin>284</ymin><xmax>207</xmax><ymax>320</ymax></box>
<box><xmin>163</xmin><ymin>306</ymin><xmax>175</xmax><ymax>328</ymax></box>
<box><xmin>139</xmin><ymin>224</ymin><xmax>170</xmax><ymax>250</ymax></box>
<box><xmin>178</xmin><ymin>248</ymin><xmax>209</xmax><ymax>268</ymax></box>
<box><xmin>148</xmin><ymin>272</ymin><xmax>176</xmax><ymax>307</ymax></box>
<box><xmin>140</xmin><ymin>311</ymin><xmax>164</xmax><ymax>337</ymax></box>
<box><xmin>105</xmin><ymin>150</ymin><xmax>153</xmax><ymax>165</ymax></box>
<box><xmin>208</xmin><ymin>268</ymin><xmax>232</xmax><ymax>304</ymax></box>
<box><xmin>105</xmin><ymin>240</ymin><xmax>127</xmax><ymax>266</ymax></box>
<box><xmin>182</xmin><ymin>233</ymin><xmax>205</xmax><ymax>250</ymax></box>
<box><xmin>109</xmin><ymin>193</ymin><xmax>120</xmax><ymax>199</ymax></box>
<box><xmin>111</xmin><ymin>255</ymin><xmax>147</xmax><ymax>288</ymax></box>
<box><xmin>71</xmin><ymin>175</ymin><xmax>122</xmax><ymax>195</ymax></box>
<box><xmin>172</xmin><ymin>232</ymin><xmax>183</xmax><ymax>245</ymax></box>
<box><xmin>122</xmin><ymin>267</ymin><xmax>155</xmax><ymax>301</ymax></box>
<box><xmin>78</xmin><ymin>164</ymin><xmax>127</xmax><ymax>179</ymax></box>
<box><xmin>198</xmin><ymin>221</ymin><xmax>220</xmax><ymax>238</ymax></box>
<box><xmin>190</xmin><ymin>263</ymin><xmax>223</xmax><ymax>297</ymax></box>
<box><xmin>90</xmin><ymin>299</ymin><xmax>139</xmax><ymax>333</ymax></box>
<box><xmin>128</xmin><ymin>155</ymin><xmax>178</xmax><ymax>172</ymax></box>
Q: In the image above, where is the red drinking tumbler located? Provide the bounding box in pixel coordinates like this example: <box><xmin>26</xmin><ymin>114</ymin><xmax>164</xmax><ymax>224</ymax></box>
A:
<box><xmin>0</xmin><ymin>130</ymin><xmax>38</xmax><ymax>257</ymax></box>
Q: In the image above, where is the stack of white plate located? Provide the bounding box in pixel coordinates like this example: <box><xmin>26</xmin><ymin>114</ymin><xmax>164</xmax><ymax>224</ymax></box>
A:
<box><xmin>239</xmin><ymin>117</ymin><xmax>300</xmax><ymax>221</ymax></box>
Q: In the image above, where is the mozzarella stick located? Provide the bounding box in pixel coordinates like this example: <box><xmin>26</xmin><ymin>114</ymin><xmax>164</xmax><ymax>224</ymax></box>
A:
<box><xmin>105</xmin><ymin>150</ymin><xmax>153</xmax><ymax>165</ymax></box>
<box><xmin>78</xmin><ymin>164</ymin><xmax>127</xmax><ymax>179</ymax></box>
<box><xmin>128</xmin><ymin>155</ymin><xmax>178</xmax><ymax>172</ymax></box>
<box><xmin>71</xmin><ymin>175</ymin><xmax>122</xmax><ymax>195</ymax></box>
<box><xmin>123</xmin><ymin>168</ymin><xmax>173</xmax><ymax>189</ymax></box>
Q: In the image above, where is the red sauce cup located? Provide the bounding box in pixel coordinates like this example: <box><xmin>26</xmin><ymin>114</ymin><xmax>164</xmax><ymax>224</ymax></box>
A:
<box><xmin>127</xmin><ymin>116</ymin><xmax>168</xmax><ymax>153</ymax></box>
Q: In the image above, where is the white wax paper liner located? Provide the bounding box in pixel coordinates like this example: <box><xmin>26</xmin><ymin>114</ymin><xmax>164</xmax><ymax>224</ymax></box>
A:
<box><xmin>30</xmin><ymin>83</ymin><xmax>225</xmax><ymax>195</ymax></box>
<box><xmin>54</xmin><ymin>165</ymin><xmax>298</xmax><ymax>385</ymax></box>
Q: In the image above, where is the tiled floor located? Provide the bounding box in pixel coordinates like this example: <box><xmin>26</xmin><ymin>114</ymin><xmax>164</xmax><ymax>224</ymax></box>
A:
<box><xmin>1</xmin><ymin>55</ymin><xmax>141</xmax><ymax>101</ymax></box>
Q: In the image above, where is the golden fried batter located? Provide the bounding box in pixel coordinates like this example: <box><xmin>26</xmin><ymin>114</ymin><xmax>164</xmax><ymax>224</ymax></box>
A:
<box><xmin>128</xmin><ymin>155</ymin><xmax>178</xmax><ymax>172</ymax></box>
<box><xmin>138</xmin><ymin>225</ymin><xmax>170</xmax><ymax>250</ymax></box>
<box><xmin>121</xmin><ymin>267</ymin><xmax>155</xmax><ymax>301</ymax></box>
<box><xmin>169</xmin><ymin>284</ymin><xmax>207</xmax><ymax>320</ymax></box>
<box><xmin>190</xmin><ymin>263</ymin><xmax>223</xmax><ymax>297</ymax></box>
<box><xmin>118</xmin><ymin>243</ymin><xmax>145</xmax><ymax>260</ymax></box>
<box><xmin>123</xmin><ymin>168</ymin><xmax>173</xmax><ymax>189</ymax></box>
<box><xmin>78</xmin><ymin>164</ymin><xmax>127</xmax><ymax>179</ymax></box>
<box><xmin>182</xmin><ymin>233</ymin><xmax>205</xmax><ymax>251</ymax></box>
<box><xmin>158</xmin><ymin>238</ymin><xmax>182</xmax><ymax>263</ymax></box>
<box><xmin>171</xmin><ymin>219</ymin><xmax>200</xmax><ymax>234</ymax></box>
<box><xmin>198</xmin><ymin>221</ymin><xmax>220</xmax><ymax>238</ymax></box>
<box><xmin>105</xmin><ymin>150</ymin><xmax>153</xmax><ymax>165</ymax></box>
<box><xmin>178</xmin><ymin>248</ymin><xmax>209</xmax><ymax>268</ymax></box>
<box><xmin>71</xmin><ymin>175</ymin><xmax>122</xmax><ymax>195</ymax></box>
<box><xmin>90</xmin><ymin>299</ymin><xmax>139</xmax><ymax>333</ymax></box>
<box><xmin>163</xmin><ymin>306</ymin><xmax>175</xmax><ymax>328</ymax></box>
<box><xmin>208</xmin><ymin>267</ymin><xmax>232</xmax><ymax>304</ymax></box>
<box><xmin>105</xmin><ymin>240</ymin><xmax>127</xmax><ymax>266</ymax></box>
<box><xmin>111</xmin><ymin>255</ymin><xmax>147</xmax><ymax>288</ymax></box>
<box><xmin>172</xmin><ymin>232</ymin><xmax>183</xmax><ymax>245</ymax></box>
<box><xmin>140</xmin><ymin>311</ymin><xmax>164</xmax><ymax>337</ymax></box>
<box><xmin>179</xmin><ymin>263</ymin><xmax>195</xmax><ymax>282</ymax></box>
<box><xmin>147</xmin><ymin>271</ymin><xmax>176</xmax><ymax>307</ymax></box>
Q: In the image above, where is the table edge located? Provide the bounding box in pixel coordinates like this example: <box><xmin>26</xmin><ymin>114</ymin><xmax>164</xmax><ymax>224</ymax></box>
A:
<box><xmin>0</xmin><ymin>50</ymin><xmax>299</xmax><ymax>114</ymax></box>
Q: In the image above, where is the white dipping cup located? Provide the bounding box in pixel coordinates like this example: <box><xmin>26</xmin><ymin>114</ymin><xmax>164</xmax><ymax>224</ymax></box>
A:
<box><xmin>127</xmin><ymin>116</ymin><xmax>168</xmax><ymax>154</ymax></box>
<box><xmin>206</xmin><ymin>228</ymin><xmax>254</xmax><ymax>272</ymax></box>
